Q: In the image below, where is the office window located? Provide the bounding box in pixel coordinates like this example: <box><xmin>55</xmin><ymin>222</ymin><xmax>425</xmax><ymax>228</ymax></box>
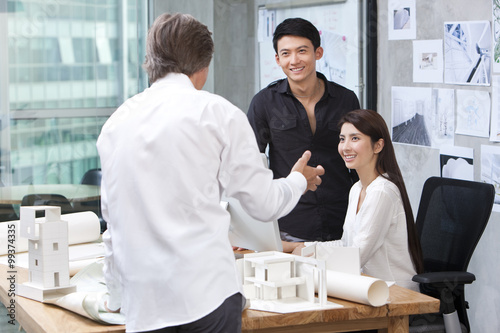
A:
<box><xmin>1</xmin><ymin>0</ymin><xmax>148</xmax><ymax>187</ymax></box>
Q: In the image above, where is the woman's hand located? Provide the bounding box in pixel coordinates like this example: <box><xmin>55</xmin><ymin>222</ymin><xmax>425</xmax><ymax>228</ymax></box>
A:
<box><xmin>291</xmin><ymin>243</ymin><xmax>306</xmax><ymax>256</ymax></box>
<box><xmin>282</xmin><ymin>241</ymin><xmax>305</xmax><ymax>255</ymax></box>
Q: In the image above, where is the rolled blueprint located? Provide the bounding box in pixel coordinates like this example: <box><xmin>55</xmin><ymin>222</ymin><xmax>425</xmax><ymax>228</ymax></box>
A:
<box><xmin>324</xmin><ymin>270</ymin><xmax>389</xmax><ymax>307</ymax></box>
<box><xmin>0</xmin><ymin>211</ymin><xmax>101</xmax><ymax>255</ymax></box>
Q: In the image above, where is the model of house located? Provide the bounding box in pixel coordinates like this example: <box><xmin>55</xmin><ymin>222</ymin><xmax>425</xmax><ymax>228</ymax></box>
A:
<box><xmin>238</xmin><ymin>251</ymin><xmax>341</xmax><ymax>313</ymax></box>
<box><xmin>17</xmin><ymin>206</ymin><xmax>77</xmax><ymax>302</ymax></box>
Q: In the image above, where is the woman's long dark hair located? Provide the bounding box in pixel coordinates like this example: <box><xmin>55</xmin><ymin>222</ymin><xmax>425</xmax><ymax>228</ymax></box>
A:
<box><xmin>338</xmin><ymin>109</ymin><xmax>424</xmax><ymax>274</ymax></box>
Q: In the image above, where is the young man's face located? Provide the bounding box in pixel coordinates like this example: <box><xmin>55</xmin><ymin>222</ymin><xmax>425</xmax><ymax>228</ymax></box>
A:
<box><xmin>275</xmin><ymin>35</ymin><xmax>323</xmax><ymax>84</ymax></box>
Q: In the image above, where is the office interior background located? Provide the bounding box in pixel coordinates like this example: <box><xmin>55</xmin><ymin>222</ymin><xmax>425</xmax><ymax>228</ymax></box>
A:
<box><xmin>0</xmin><ymin>0</ymin><xmax>498</xmax><ymax>332</ymax></box>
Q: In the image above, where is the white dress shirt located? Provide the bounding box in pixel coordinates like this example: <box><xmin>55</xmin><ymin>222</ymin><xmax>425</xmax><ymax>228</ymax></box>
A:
<box><xmin>341</xmin><ymin>175</ymin><xmax>418</xmax><ymax>291</ymax></box>
<box><xmin>97</xmin><ymin>73</ymin><xmax>306</xmax><ymax>332</ymax></box>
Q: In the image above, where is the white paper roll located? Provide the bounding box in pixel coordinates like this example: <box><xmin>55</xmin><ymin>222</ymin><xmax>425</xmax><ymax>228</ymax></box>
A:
<box><xmin>0</xmin><ymin>211</ymin><xmax>101</xmax><ymax>255</ymax></box>
<box><xmin>324</xmin><ymin>270</ymin><xmax>389</xmax><ymax>307</ymax></box>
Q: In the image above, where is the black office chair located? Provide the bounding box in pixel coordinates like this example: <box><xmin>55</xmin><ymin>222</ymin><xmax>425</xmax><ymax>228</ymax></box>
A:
<box><xmin>80</xmin><ymin>168</ymin><xmax>102</xmax><ymax>186</ymax></box>
<box><xmin>75</xmin><ymin>168</ymin><xmax>106</xmax><ymax>233</ymax></box>
<box><xmin>409</xmin><ymin>177</ymin><xmax>495</xmax><ymax>333</ymax></box>
<box><xmin>21</xmin><ymin>193</ymin><xmax>75</xmax><ymax>217</ymax></box>
<box><xmin>0</xmin><ymin>204</ymin><xmax>18</xmax><ymax>222</ymax></box>
<box><xmin>0</xmin><ymin>180</ymin><xmax>19</xmax><ymax>222</ymax></box>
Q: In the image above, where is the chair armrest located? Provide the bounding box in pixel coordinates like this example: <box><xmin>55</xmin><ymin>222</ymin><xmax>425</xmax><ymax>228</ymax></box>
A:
<box><xmin>412</xmin><ymin>271</ymin><xmax>475</xmax><ymax>285</ymax></box>
<box><xmin>413</xmin><ymin>271</ymin><xmax>475</xmax><ymax>315</ymax></box>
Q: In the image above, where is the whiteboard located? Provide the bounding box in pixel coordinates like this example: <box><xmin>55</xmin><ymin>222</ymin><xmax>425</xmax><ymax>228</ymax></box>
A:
<box><xmin>257</xmin><ymin>0</ymin><xmax>361</xmax><ymax>100</ymax></box>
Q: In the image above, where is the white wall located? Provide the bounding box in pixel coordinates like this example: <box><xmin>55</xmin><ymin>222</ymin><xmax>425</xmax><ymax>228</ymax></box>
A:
<box><xmin>377</xmin><ymin>1</ymin><xmax>500</xmax><ymax>332</ymax></box>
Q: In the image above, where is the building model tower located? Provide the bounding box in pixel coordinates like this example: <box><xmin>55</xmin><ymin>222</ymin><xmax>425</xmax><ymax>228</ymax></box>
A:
<box><xmin>18</xmin><ymin>206</ymin><xmax>77</xmax><ymax>302</ymax></box>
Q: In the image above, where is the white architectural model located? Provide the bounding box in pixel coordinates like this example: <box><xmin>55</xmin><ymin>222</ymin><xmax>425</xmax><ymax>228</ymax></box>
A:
<box><xmin>238</xmin><ymin>251</ymin><xmax>341</xmax><ymax>313</ymax></box>
<box><xmin>18</xmin><ymin>206</ymin><xmax>77</xmax><ymax>302</ymax></box>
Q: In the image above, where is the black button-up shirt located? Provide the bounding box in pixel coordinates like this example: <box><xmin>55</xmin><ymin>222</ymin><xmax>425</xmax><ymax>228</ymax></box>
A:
<box><xmin>247</xmin><ymin>72</ymin><xmax>360</xmax><ymax>241</ymax></box>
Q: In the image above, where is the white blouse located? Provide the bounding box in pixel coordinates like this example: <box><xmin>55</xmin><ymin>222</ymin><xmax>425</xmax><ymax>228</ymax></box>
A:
<box><xmin>341</xmin><ymin>175</ymin><xmax>418</xmax><ymax>291</ymax></box>
<box><xmin>97</xmin><ymin>73</ymin><xmax>306</xmax><ymax>332</ymax></box>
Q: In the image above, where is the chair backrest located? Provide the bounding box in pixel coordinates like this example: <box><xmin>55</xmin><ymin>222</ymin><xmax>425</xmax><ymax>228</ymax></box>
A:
<box><xmin>0</xmin><ymin>204</ymin><xmax>19</xmax><ymax>222</ymax></box>
<box><xmin>77</xmin><ymin>168</ymin><xmax>105</xmax><ymax>233</ymax></box>
<box><xmin>416</xmin><ymin>177</ymin><xmax>495</xmax><ymax>273</ymax></box>
<box><xmin>21</xmin><ymin>193</ymin><xmax>75</xmax><ymax>216</ymax></box>
<box><xmin>0</xmin><ymin>180</ymin><xmax>19</xmax><ymax>222</ymax></box>
<box><xmin>80</xmin><ymin>168</ymin><xmax>102</xmax><ymax>186</ymax></box>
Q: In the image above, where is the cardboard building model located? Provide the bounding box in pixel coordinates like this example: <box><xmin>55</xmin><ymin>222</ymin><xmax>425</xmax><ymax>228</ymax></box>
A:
<box><xmin>17</xmin><ymin>206</ymin><xmax>77</xmax><ymax>302</ymax></box>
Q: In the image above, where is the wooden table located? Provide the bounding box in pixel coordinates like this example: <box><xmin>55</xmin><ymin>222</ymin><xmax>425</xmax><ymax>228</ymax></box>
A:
<box><xmin>242</xmin><ymin>285</ymin><xmax>439</xmax><ymax>332</ymax></box>
<box><xmin>0</xmin><ymin>184</ymin><xmax>100</xmax><ymax>204</ymax></box>
<box><xmin>0</xmin><ymin>264</ymin><xmax>439</xmax><ymax>333</ymax></box>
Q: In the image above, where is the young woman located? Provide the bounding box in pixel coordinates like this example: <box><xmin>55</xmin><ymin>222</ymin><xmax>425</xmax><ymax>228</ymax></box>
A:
<box><xmin>284</xmin><ymin>109</ymin><xmax>423</xmax><ymax>291</ymax></box>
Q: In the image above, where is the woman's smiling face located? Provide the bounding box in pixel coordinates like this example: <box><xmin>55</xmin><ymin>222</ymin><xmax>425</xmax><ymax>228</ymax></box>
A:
<box><xmin>338</xmin><ymin>122</ymin><xmax>382</xmax><ymax>174</ymax></box>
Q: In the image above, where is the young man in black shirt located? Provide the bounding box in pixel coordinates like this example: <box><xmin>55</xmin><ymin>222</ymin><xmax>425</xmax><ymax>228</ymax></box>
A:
<box><xmin>248</xmin><ymin>17</ymin><xmax>360</xmax><ymax>243</ymax></box>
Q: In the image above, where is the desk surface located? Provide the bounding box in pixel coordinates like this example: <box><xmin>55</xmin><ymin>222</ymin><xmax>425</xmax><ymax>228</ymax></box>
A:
<box><xmin>0</xmin><ymin>264</ymin><xmax>439</xmax><ymax>333</ymax></box>
<box><xmin>242</xmin><ymin>284</ymin><xmax>439</xmax><ymax>333</ymax></box>
<box><xmin>0</xmin><ymin>184</ymin><xmax>100</xmax><ymax>204</ymax></box>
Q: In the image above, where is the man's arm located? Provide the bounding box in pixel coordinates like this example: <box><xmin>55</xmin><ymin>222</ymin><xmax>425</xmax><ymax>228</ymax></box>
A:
<box><xmin>220</xmin><ymin>108</ymin><xmax>323</xmax><ymax>223</ymax></box>
<box><xmin>100</xmin><ymin>180</ymin><xmax>122</xmax><ymax>312</ymax></box>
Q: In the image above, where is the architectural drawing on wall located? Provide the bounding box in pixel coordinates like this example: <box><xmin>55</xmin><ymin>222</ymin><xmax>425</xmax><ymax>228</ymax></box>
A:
<box><xmin>440</xmin><ymin>145</ymin><xmax>474</xmax><ymax>181</ymax></box>
<box><xmin>413</xmin><ymin>39</ymin><xmax>444</xmax><ymax>83</ymax></box>
<box><xmin>17</xmin><ymin>206</ymin><xmax>77</xmax><ymax>302</ymax></box>
<box><xmin>490</xmin><ymin>75</ymin><xmax>500</xmax><ymax>142</ymax></box>
<box><xmin>480</xmin><ymin>145</ymin><xmax>500</xmax><ymax>212</ymax></box>
<box><xmin>388</xmin><ymin>0</ymin><xmax>416</xmax><ymax>40</ymax></box>
<box><xmin>444</xmin><ymin>21</ymin><xmax>491</xmax><ymax>86</ymax></box>
<box><xmin>455</xmin><ymin>89</ymin><xmax>491</xmax><ymax>138</ymax></box>
<box><xmin>391</xmin><ymin>86</ymin><xmax>454</xmax><ymax>147</ymax></box>
<box><xmin>317</xmin><ymin>30</ymin><xmax>349</xmax><ymax>87</ymax></box>
<box><xmin>493</xmin><ymin>0</ymin><xmax>500</xmax><ymax>73</ymax></box>
<box><xmin>392</xmin><ymin>87</ymin><xmax>431</xmax><ymax>147</ymax></box>
<box><xmin>432</xmin><ymin>88</ymin><xmax>455</xmax><ymax>146</ymax></box>
<box><xmin>394</xmin><ymin>7</ymin><xmax>410</xmax><ymax>29</ymax></box>
<box><xmin>258</xmin><ymin>8</ymin><xmax>276</xmax><ymax>43</ymax></box>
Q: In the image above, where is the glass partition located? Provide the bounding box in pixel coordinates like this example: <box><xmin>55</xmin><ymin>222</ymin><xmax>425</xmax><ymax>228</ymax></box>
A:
<box><xmin>0</xmin><ymin>0</ymin><xmax>148</xmax><ymax>220</ymax></box>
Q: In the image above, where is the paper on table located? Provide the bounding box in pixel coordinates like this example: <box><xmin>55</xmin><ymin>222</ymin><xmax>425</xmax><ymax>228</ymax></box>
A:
<box><xmin>0</xmin><ymin>211</ymin><xmax>101</xmax><ymax>255</ymax></box>
<box><xmin>303</xmin><ymin>242</ymin><xmax>389</xmax><ymax>307</ymax></box>
<box><xmin>44</xmin><ymin>259</ymin><xmax>125</xmax><ymax>325</ymax></box>
<box><xmin>323</xmin><ymin>270</ymin><xmax>389</xmax><ymax>307</ymax></box>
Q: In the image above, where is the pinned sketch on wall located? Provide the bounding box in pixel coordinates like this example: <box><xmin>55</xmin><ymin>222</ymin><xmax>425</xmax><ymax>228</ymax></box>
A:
<box><xmin>440</xmin><ymin>145</ymin><xmax>474</xmax><ymax>181</ymax></box>
<box><xmin>433</xmin><ymin>88</ymin><xmax>455</xmax><ymax>146</ymax></box>
<box><xmin>392</xmin><ymin>87</ymin><xmax>431</xmax><ymax>147</ymax></box>
<box><xmin>413</xmin><ymin>39</ymin><xmax>443</xmax><ymax>83</ymax></box>
<box><xmin>455</xmin><ymin>89</ymin><xmax>491</xmax><ymax>138</ymax></box>
<box><xmin>391</xmin><ymin>86</ymin><xmax>454</xmax><ymax>147</ymax></box>
<box><xmin>257</xmin><ymin>1</ymin><xmax>360</xmax><ymax>98</ymax></box>
<box><xmin>317</xmin><ymin>30</ymin><xmax>350</xmax><ymax>87</ymax></box>
<box><xmin>258</xmin><ymin>8</ymin><xmax>276</xmax><ymax>43</ymax></box>
<box><xmin>493</xmin><ymin>0</ymin><xmax>500</xmax><ymax>72</ymax></box>
<box><xmin>490</xmin><ymin>75</ymin><xmax>500</xmax><ymax>142</ymax></box>
<box><xmin>388</xmin><ymin>0</ymin><xmax>416</xmax><ymax>40</ymax></box>
<box><xmin>480</xmin><ymin>144</ymin><xmax>500</xmax><ymax>212</ymax></box>
<box><xmin>444</xmin><ymin>21</ymin><xmax>491</xmax><ymax>86</ymax></box>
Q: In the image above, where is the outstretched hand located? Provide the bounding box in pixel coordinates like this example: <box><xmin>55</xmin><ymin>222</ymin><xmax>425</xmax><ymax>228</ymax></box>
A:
<box><xmin>291</xmin><ymin>150</ymin><xmax>325</xmax><ymax>193</ymax></box>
